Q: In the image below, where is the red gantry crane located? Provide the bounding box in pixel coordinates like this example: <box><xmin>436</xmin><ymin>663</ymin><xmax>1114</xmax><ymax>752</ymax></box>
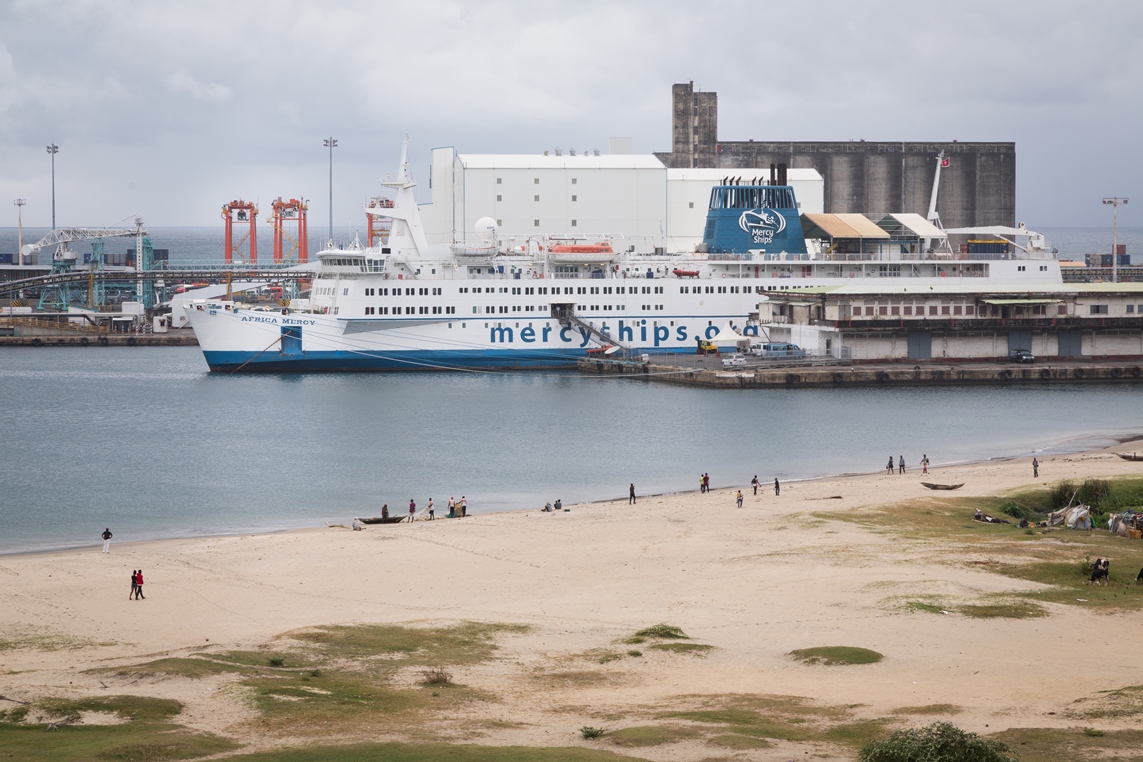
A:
<box><xmin>270</xmin><ymin>197</ymin><xmax>309</xmax><ymax>264</ymax></box>
<box><xmin>223</xmin><ymin>200</ymin><xmax>258</xmax><ymax>264</ymax></box>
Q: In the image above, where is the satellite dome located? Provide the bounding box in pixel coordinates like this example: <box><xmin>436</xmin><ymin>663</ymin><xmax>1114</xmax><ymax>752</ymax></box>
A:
<box><xmin>474</xmin><ymin>217</ymin><xmax>497</xmax><ymax>244</ymax></box>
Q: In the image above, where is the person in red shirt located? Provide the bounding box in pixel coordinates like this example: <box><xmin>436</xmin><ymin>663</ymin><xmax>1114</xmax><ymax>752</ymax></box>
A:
<box><xmin>134</xmin><ymin>570</ymin><xmax>145</xmax><ymax>600</ymax></box>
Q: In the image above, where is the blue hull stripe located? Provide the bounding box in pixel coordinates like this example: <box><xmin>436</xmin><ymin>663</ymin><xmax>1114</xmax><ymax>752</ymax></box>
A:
<box><xmin>203</xmin><ymin>347</ymin><xmax>682</xmax><ymax>373</ymax></box>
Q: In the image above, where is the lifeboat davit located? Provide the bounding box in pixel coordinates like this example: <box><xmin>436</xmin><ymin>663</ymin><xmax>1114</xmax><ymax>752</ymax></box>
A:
<box><xmin>547</xmin><ymin>242</ymin><xmax>617</xmax><ymax>264</ymax></box>
<box><xmin>672</xmin><ymin>268</ymin><xmax>700</xmax><ymax>278</ymax></box>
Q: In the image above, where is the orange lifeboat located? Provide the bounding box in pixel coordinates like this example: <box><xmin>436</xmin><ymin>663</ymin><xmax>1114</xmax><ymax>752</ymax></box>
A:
<box><xmin>547</xmin><ymin>242</ymin><xmax>617</xmax><ymax>263</ymax></box>
<box><xmin>672</xmin><ymin>268</ymin><xmax>700</xmax><ymax>278</ymax></box>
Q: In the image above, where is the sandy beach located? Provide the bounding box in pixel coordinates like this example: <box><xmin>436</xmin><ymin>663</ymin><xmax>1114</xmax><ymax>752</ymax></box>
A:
<box><xmin>3</xmin><ymin>442</ymin><xmax>1143</xmax><ymax>760</ymax></box>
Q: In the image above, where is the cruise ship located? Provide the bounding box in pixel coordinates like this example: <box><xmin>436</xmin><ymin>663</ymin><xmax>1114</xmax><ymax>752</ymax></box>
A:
<box><xmin>185</xmin><ymin>144</ymin><xmax>1061</xmax><ymax>372</ymax></box>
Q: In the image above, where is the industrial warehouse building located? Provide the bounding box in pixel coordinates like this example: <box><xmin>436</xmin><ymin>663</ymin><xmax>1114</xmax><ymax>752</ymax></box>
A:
<box><xmin>760</xmin><ymin>284</ymin><xmax>1143</xmax><ymax>362</ymax></box>
<box><xmin>420</xmin><ymin>147</ymin><xmax>823</xmax><ymax>252</ymax></box>
<box><xmin>654</xmin><ymin>82</ymin><xmax>1015</xmax><ymax>230</ymax></box>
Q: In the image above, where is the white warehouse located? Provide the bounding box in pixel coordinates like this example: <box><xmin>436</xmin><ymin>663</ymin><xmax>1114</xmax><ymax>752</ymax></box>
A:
<box><xmin>419</xmin><ymin>148</ymin><xmax>824</xmax><ymax>254</ymax></box>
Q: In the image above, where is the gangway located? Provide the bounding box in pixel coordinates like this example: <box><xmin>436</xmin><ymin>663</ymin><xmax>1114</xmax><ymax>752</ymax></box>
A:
<box><xmin>551</xmin><ymin>303</ymin><xmax>629</xmax><ymax>353</ymax></box>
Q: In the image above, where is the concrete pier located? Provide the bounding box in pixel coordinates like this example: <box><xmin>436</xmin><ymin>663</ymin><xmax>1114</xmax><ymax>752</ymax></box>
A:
<box><xmin>578</xmin><ymin>357</ymin><xmax>1143</xmax><ymax>388</ymax></box>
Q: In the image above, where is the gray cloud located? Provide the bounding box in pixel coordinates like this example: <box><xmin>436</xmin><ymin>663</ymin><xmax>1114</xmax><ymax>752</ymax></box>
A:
<box><xmin>0</xmin><ymin>0</ymin><xmax>1140</xmax><ymax>229</ymax></box>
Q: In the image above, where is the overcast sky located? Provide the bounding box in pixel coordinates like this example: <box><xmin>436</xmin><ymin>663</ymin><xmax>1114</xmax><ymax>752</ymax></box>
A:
<box><xmin>1</xmin><ymin>0</ymin><xmax>1140</xmax><ymax>229</ymax></box>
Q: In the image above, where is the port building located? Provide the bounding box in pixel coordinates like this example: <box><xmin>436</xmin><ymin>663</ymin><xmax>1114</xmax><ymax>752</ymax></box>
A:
<box><xmin>420</xmin><ymin>148</ymin><xmax>824</xmax><ymax>253</ymax></box>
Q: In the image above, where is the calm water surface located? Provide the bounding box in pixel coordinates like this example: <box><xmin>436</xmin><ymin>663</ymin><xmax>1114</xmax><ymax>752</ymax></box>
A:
<box><xmin>1</xmin><ymin>347</ymin><xmax>1142</xmax><ymax>553</ymax></box>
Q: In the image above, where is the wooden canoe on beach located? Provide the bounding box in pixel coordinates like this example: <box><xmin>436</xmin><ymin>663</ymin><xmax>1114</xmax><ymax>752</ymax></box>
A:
<box><xmin>1116</xmin><ymin>453</ymin><xmax>1143</xmax><ymax>462</ymax></box>
<box><xmin>921</xmin><ymin>482</ymin><xmax>964</xmax><ymax>490</ymax></box>
<box><xmin>357</xmin><ymin>515</ymin><xmax>406</xmax><ymax>524</ymax></box>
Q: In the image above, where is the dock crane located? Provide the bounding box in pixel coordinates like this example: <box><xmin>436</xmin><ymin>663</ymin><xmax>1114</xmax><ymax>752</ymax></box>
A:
<box><xmin>21</xmin><ymin>217</ymin><xmax>153</xmax><ymax>310</ymax></box>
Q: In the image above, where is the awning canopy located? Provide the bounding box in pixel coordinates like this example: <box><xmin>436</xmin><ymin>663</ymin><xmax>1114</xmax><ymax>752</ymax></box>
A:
<box><xmin>883</xmin><ymin>213</ymin><xmax>947</xmax><ymax>239</ymax></box>
<box><xmin>980</xmin><ymin>298</ymin><xmax>1063</xmax><ymax>305</ymax></box>
<box><xmin>802</xmin><ymin>213</ymin><xmax>890</xmax><ymax>239</ymax></box>
<box><xmin>944</xmin><ymin>225</ymin><xmax>1032</xmax><ymax>237</ymax></box>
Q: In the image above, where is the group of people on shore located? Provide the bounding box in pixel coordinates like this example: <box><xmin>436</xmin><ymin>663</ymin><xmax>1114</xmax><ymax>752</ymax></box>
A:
<box><xmin>886</xmin><ymin>454</ymin><xmax>930</xmax><ymax>475</ymax></box>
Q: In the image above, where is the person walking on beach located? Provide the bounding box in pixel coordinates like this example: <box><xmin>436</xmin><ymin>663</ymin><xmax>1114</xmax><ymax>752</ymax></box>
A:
<box><xmin>129</xmin><ymin>569</ymin><xmax>138</xmax><ymax>600</ymax></box>
<box><xmin>1033</xmin><ymin>457</ymin><xmax>1039</xmax><ymax>478</ymax></box>
<box><xmin>898</xmin><ymin>455</ymin><xmax>905</xmax><ymax>475</ymax></box>
<box><xmin>101</xmin><ymin>528</ymin><xmax>113</xmax><ymax>554</ymax></box>
<box><xmin>886</xmin><ymin>457</ymin><xmax>894</xmax><ymax>475</ymax></box>
<box><xmin>408</xmin><ymin>499</ymin><xmax>416</xmax><ymax>522</ymax></box>
<box><xmin>460</xmin><ymin>496</ymin><xmax>468</xmax><ymax>517</ymax></box>
<box><xmin>921</xmin><ymin>454</ymin><xmax>929</xmax><ymax>475</ymax></box>
<box><xmin>774</xmin><ymin>478</ymin><xmax>780</xmax><ymax>496</ymax></box>
<box><xmin>736</xmin><ymin>490</ymin><xmax>744</xmax><ymax>508</ymax></box>
<box><xmin>629</xmin><ymin>483</ymin><xmax>636</xmax><ymax>505</ymax></box>
<box><xmin>427</xmin><ymin>498</ymin><xmax>435</xmax><ymax>520</ymax></box>
<box><xmin>448</xmin><ymin>496</ymin><xmax>455</xmax><ymax>517</ymax></box>
<box><xmin>751</xmin><ymin>475</ymin><xmax>760</xmax><ymax>496</ymax></box>
<box><xmin>699</xmin><ymin>474</ymin><xmax>705</xmax><ymax>493</ymax></box>
<box><xmin>133</xmin><ymin>570</ymin><xmax>145</xmax><ymax>600</ymax></box>
<box><xmin>704</xmin><ymin>473</ymin><xmax>710</xmax><ymax>493</ymax></box>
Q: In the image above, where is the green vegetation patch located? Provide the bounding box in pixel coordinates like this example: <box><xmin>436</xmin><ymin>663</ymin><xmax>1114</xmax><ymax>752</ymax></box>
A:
<box><xmin>204</xmin><ymin>742</ymin><xmax>642</xmax><ymax>761</ymax></box>
<box><xmin>0</xmin><ymin>695</ymin><xmax>237</xmax><ymax>762</ymax></box>
<box><xmin>630</xmin><ymin>624</ymin><xmax>688</xmax><ymax>640</ymax></box>
<box><xmin>0</xmin><ymin>626</ymin><xmax>111</xmax><ymax>653</ymax></box>
<box><xmin>660</xmin><ymin>693</ymin><xmax>876</xmax><ymax>748</ymax></box>
<box><xmin>89</xmin><ymin>657</ymin><xmax>254</xmax><ymax>680</ymax></box>
<box><xmin>957</xmin><ymin>600</ymin><xmax>1047</xmax><ymax>619</ymax></box>
<box><xmin>890</xmin><ymin>704</ymin><xmax>962</xmax><ymax>716</ymax></box>
<box><xmin>1065</xmin><ymin>684</ymin><xmax>1143</xmax><ymax>720</ymax></box>
<box><xmin>282</xmin><ymin>621</ymin><xmax>528</xmax><ymax>666</ymax></box>
<box><xmin>706</xmin><ymin>732</ymin><xmax>772</xmax><ymax>749</ymax></box>
<box><xmin>903</xmin><ymin>600</ymin><xmax>945</xmax><ymax>615</ymax></box>
<box><xmin>788</xmin><ymin>646</ymin><xmax>884</xmax><ymax>666</ymax></box>
<box><xmin>859</xmin><ymin>721</ymin><xmax>1015</xmax><ymax>761</ymax></box>
<box><xmin>988</xmin><ymin>726</ymin><xmax>1143</xmax><ymax>762</ymax></box>
<box><xmin>648</xmin><ymin>642</ymin><xmax>713</xmax><ymax>656</ymax></box>
<box><xmin>606</xmin><ymin>724</ymin><xmax>698</xmax><ymax>747</ymax></box>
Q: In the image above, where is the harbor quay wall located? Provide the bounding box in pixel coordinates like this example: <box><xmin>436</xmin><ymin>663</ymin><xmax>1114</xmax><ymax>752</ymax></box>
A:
<box><xmin>578</xmin><ymin>357</ymin><xmax>1143</xmax><ymax>389</ymax></box>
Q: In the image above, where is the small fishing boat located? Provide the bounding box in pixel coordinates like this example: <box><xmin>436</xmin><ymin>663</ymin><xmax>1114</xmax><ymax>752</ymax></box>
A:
<box><xmin>357</xmin><ymin>515</ymin><xmax>406</xmax><ymax>524</ymax></box>
<box><xmin>1116</xmin><ymin>453</ymin><xmax>1143</xmax><ymax>462</ymax></box>
<box><xmin>922</xmin><ymin>482</ymin><xmax>964</xmax><ymax>490</ymax></box>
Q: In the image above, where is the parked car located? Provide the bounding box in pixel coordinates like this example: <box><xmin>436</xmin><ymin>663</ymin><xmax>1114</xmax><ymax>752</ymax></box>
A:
<box><xmin>750</xmin><ymin>342</ymin><xmax>806</xmax><ymax>359</ymax></box>
<box><xmin>721</xmin><ymin>353</ymin><xmax>747</xmax><ymax>368</ymax></box>
<box><xmin>1008</xmin><ymin>348</ymin><xmax>1035</xmax><ymax>364</ymax></box>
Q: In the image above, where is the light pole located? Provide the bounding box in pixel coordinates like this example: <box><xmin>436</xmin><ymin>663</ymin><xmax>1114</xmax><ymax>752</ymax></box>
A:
<box><xmin>1102</xmin><ymin>197</ymin><xmax>1129</xmax><ymax>284</ymax></box>
<box><xmin>14</xmin><ymin>199</ymin><xmax>26</xmax><ymax>266</ymax></box>
<box><xmin>46</xmin><ymin>144</ymin><xmax>58</xmax><ymax>230</ymax></box>
<box><xmin>323</xmin><ymin>137</ymin><xmax>337</xmax><ymax>244</ymax></box>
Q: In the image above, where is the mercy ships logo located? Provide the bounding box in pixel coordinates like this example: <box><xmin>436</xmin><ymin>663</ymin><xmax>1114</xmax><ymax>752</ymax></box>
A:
<box><xmin>738</xmin><ymin>208</ymin><xmax>786</xmax><ymax>245</ymax></box>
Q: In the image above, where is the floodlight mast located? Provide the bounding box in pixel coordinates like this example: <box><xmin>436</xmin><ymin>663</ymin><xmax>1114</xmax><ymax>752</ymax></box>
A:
<box><xmin>1102</xmin><ymin>197</ymin><xmax>1129</xmax><ymax>284</ymax></box>
<box><xmin>323</xmin><ymin>137</ymin><xmax>338</xmax><ymax>244</ymax></box>
<box><xmin>46</xmin><ymin>144</ymin><xmax>59</xmax><ymax>230</ymax></box>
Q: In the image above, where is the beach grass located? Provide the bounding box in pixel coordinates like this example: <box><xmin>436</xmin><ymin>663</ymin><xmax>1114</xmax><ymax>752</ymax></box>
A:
<box><xmin>606</xmin><ymin>724</ymin><xmax>699</xmax><ymax>747</ymax></box>
<box><xmin>0</xmin><ymin>695</ymin><xmax>237</xmax><ymax>762</ymax></box>
<box><xmin>648</xmin><ymin>642</ymin><xmax>713</xmax><ymax>656</ymax></box>
<box><xmin>821</xmin><ymin>476</ymin><xmax>1143</xmax><ymax>611</ymax></box>
<box><xmin>987</xmin><ymin>726</ymin><xmax>1143</xmax><ymax>762</ymax></box>
<box><xmin>890</xmin><ymin>703</ymin><xmax>963</xmax><ymax>716</ymax></box>
<box><xmin>788</xmin><ymin>646</ymin><xmax>884</xmax><ymax>666</ymax></box>
<box><xmin>210</xmin><ymin>743</ymin><xmax>642</xmax><ymax>761</ymax></box>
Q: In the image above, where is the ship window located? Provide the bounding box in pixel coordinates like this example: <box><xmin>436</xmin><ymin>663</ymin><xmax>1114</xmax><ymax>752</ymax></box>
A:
<box><xmin>473</xmin><ymin>287</ymin><xmax>481</xmax><ymax>293</ymax></box>
<box><xmin>343</xmin><ymin>288</ymin><xmax>349</xmax><ymax>296</ymax></box>
<box><xmin>571</xmin><ymin>220</ymin><xmax>577</xmax><ymax>227</ymax></box>
<box><xmin>382</xmin><ymin>307</ymin><xmax>388</xmax><ymax>315</ymax></box>
<box><xmin>534</xmin><ymin>219</ymin><xmax>540</xmax><ymax>227</ymax></box>
<box><xmin>689</xmin><ymin>202</ymin><xmax>694</xmax><ymax>208</ymax></box>
<box><xmin>406</xmin><ymin>288</ymin><xmax>414</xmax><ymax>295</ymax></box>
<box><xmin>496</xmin><ymin>178</ymin><xmax>502</xmax><ymax>184</ymax></box>
<box><xmin>496</xmin><ymin>195</ymin><xmax>502</xmax><ymax>202</ymax></box>
<box><xmin>534</xmin><ymin>178</ymin><xmax>539</xmax><ymax>184</ymax></box>
<box><xmin>534</xmin><ymin>195</ymin><xmax>540</xmax><ymax>202</ymax></box>
<box><xmin>571</xmin><ymin>178</ymin><xmax>577</xmax><ymax>184</ymax></box>
<box><xmin>473</xmin><ymin>307</ymin><xmax>479</xmax><ymax>314</ymax></box>
<box><xmin>497</xmin><ymin>219</ymin><xmax>502</xmax><ymax>226</ymax></box>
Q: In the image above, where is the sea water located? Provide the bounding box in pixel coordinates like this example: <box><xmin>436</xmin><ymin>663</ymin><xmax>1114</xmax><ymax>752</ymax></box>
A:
<box><xmin>1</xmin><ymin>346</ymin><xmax>1142</xmax><ymax>554</ymax></box>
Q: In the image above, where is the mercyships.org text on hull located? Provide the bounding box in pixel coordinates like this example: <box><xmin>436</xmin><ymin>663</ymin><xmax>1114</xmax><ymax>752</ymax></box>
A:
<box><xmin>185</xmin><ymin>142</ymin><xmax>1062</xmax><ymax>372</ymax></box>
